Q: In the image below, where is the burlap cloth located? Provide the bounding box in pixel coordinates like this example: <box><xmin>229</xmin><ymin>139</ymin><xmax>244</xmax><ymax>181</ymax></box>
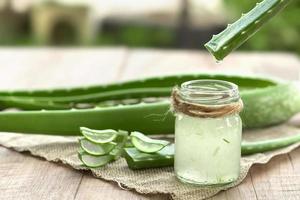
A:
<box><xmin>0</xmin><ymin>122</ymin><xmax>300</xmax><ymax>200</ymax></box>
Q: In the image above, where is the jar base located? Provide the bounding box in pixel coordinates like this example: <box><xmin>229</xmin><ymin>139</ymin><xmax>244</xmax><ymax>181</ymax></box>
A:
<box><xmin>176</xmin><ymin>174</ymin><xmax>237</xmax><ymax>187</ymax></box>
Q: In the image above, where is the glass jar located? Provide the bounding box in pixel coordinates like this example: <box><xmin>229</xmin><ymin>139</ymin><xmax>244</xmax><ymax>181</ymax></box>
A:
<box><xmin>173</xmin><ymin>80</ymin><xmax>243</xmax><ymax>186</ymax></box>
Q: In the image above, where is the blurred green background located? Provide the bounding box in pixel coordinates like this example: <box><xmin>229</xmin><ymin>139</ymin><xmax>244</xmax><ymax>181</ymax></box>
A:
<box><xmin>0</xmin><ymin>0</ymin><xmax>298</xmax><ymax>54</ymax></box>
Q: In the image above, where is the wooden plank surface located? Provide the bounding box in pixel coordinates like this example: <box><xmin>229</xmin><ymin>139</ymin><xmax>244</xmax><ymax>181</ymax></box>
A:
<box><xmin>74</xmin><ymin>175</ymin><xmax>166</xmax><ymax>200</ymax></box>
<box><xmin>0</xmin><ymin>48</ymin><xmax>128</xmax><ymax>89</ymax></box>
<box><xmin>121</xmin><ymin>49</ymin><xmax>300</xmax><ymax>81</ymax></box>
<box><xmin>0</xmin><ymin>147</ymin><xmax>82</xmax><ymax>200</ymax></box>
<box><xmin>0</xmin><ymin>48</ymin><xmax>299</xmax><ymax>200</ymax></box>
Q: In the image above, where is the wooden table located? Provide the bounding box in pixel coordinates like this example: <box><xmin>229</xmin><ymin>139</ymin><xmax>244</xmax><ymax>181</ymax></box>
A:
<box><xmin>0</xmin><ymin>48</ymin><xmax>299</xmax><ymax>200</ymax></box>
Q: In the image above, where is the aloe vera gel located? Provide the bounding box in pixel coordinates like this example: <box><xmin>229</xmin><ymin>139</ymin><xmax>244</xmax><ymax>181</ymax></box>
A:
<box><xmin>172</xmin><ymin>80</ymin><xmax>243</xmax><ymax>186</ymax></box>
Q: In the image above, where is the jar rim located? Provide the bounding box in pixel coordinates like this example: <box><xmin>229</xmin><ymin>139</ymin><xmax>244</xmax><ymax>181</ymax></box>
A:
<box><xmin>179</xmin><ymin>79</ymin><xmax>240</xmax><ymax>105</ymax></box>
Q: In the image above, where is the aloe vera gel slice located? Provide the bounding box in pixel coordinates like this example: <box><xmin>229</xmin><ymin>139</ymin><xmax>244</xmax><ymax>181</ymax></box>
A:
<box><xmin>124</xmin><ymin>144</ymin><xmax>174</xmax><ymax>169</ymax></box>
<box><xmin>79</xmin><ymin>153</ymin><xmax>115</xmax><ymax>168</ymax></box>
<box><xmin>109</xmin><ymin>130</ymin><xmax>129</xmax><ymax>158</ymax></box>
<box><xmin>78</xmin><ymin>128</ymin><xmax>130</xmax><ymax>168</ymax></box>
<box><xmin>79</xmin><ymin>138</ymin><xmax>116</xmax><ymax>156</ymax></box>
<box><xmin>130</xmin><ymin>131</ymin><xmax>170</xmax><ymax>153</ymax></box>
<box><xmin>80</xmin><ymin>127</ymin><xmax>117</xmax><ymax>143</ymax></box>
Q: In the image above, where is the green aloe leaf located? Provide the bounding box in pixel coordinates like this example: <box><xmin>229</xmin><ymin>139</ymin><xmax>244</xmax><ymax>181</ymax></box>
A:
<box><xmin>131</xmin><ymin>131</ymin><xmax>170</xmax><ymax>153</ymax></box>
<box><xmin>79</xmin><ymin>138</ymin><xmax>116</xmax><ymax>156</ymax></box>
<box><xmin>124</xmin><ymin>144</ymin><xmax>174</xmax><ymax>169</ymax></box>
<box><xmin>205</xmin><ymin>0</ymin><xmax>293</xmax><ymax>61</ymax></box>
<box><xmin>80</xmin><ymin>127</ymin><xmax>118</xmax><ymax>143</ymax></box>
<box><xmin>110</xmin><ymin>130</ymin><xmax>129</xmax><ymax>159</ymax></box>
<box><xmin>78</xmin><ymin>153</ymin><xmax>115</xmax><ymax>168</ymax></box>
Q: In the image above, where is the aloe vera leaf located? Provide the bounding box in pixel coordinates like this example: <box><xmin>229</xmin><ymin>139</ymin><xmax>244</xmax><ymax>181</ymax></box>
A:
<box><xmin>0</xmin><ymin>87</ymin><xmax>172</xmax><ymax>104</ymax></box>
<box><xmin>130</xmin><ymin>131</ymin><xmax>170</xmax><ymax>153</ymax></box>
<box><xmin>0</xmin><ymin>74</ymin><xmax>276</xmax><ymax>99</ymax></box>
<box><xmin>0</xmin><ymin>102</ymin><xmax>173</xmax><ymax>135</ymax></box>
<box><xmin>110</xmin><ymin>130</ymin><xmax>129</xmax><ymax>159</ymax></box>
<box><xmin>0</xmin><ymin>102</ymin><xmax>174</xmax><ymax>135</ymax></box>
<box><xmin>0</xmin><ymin>74</ymin><xmax>277</xmax><ymax>110</ymax></box>
<box><xmin>124</xmin><ymin>144</ymin><xmax>174</xmax><ymax>169</ymax></box>
<box><xmin>79</xmin><ymin>138</ymin><xmax>128</xmax><ymax>168</ymax></box>
<box><xmin>0</xmin><ymin>98</ymin><xmax>70</xmax><ymax>110</ymax></box>
<box><xmin>80</xmin><ymin>127</ymin><xmax>118</xmax><ymax>143</ymax></box>
<box><xmin>205</xmin><ymin>0</ymin><xmax>293</xmax><ymax>61</ymax></box>
<box><xmin>79</xmin><ymin>130</ymin><xmax>128</xmax><ymax>168</ymax></box>
<box><xmin>78</xmin><ymin>152</ymin><xmax>115</xmax><ymax>168</ymax></box>
<box><xmin>240</xmin><ymin>82</ymin><xmax>300</xmax><ymax>128</ymax></box>
<box><xmin>0</xmin><ymin>83</ymin><xmax>299</xmax><ymax>135</ymax></box>
<box><xmin>79</xmin><ymin>138</ymin><xmax>116</xmax><ymax>156</ymax></box>
<box><xmin>124</xmin><ymin>133</ymin><xmax>300</xmax><ymax>169</ymax></box>
<box><xmin>241</xmin><ymin>133</ymin><xmax>300</xmax><ymax>155</ymax></box>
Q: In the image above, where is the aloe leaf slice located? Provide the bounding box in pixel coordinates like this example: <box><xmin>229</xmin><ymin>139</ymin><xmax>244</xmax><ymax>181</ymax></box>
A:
<box><xmin>78</xmin><ymin>146</ymin><xmax>85</xmax><ymax>154</ymax></box>
<box><xmin>80</xmin><ymin>127</ymin><xmax>117</xmax><ymax>143</ymax></box>
<box><xmin>78</xmin><ymin>153</ymin><xmax>114</xmax><ymax>168</ymax></box>
<box><xmin>124</xmin><ymin>144</ymin><xmax>174</xmax><ymax>169</ymax></box>
<box><xmin>130</xmin><ymin>131</ymin><xmax>170</xmax><ymax>153</ymax></box>
<box><xmin>110</xmin><ymin>130</ymin><xmax>129</xmax><ymax>159</ymax></box>
<box><xmin>79</xmin><ymin>138</ymin><xmax>116</xmax><ymax>156</ymax></box>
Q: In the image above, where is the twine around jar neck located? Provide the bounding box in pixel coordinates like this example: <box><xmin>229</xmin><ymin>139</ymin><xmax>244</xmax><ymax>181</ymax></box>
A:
<box><xmin>171</xmin><ymin>87</ymin><xmax>243</xmax><ymax>118</ymax></box>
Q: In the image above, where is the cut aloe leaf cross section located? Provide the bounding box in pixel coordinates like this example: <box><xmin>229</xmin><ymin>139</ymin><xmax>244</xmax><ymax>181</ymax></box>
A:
<box><xmin>78</xmin><ymin>152</ymin><xmax>115</xmax><ymax>168</ymax></box>
<box><xmin>130</xmin><ymin>131</ymin><xmax>170</xmax><ymax>153</ymax></box>
<box><xmin>80</xmin><ymin>127</ymin><xmax>118</xmax><ymax>143</ymax></box>
<box><xmin>124</xmin><ymin>144</ymin><xmax>174</xmax><ymax>169</ymax></box>
<box><xmin>79</xmin><ymin>138</ymin><xmax>116</xmax><ymax>156</ymax></box>
<box><xmin>110</xmin><ymin>130</ymin><xmax>129</xmax><ymax>158</ymax></box>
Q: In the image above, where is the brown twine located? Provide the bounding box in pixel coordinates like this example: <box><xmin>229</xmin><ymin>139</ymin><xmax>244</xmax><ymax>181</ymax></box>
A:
<box><xmin>171</xmin><ymin>87</ymin><xmax>243</xmax><ymax>118</ymax></box>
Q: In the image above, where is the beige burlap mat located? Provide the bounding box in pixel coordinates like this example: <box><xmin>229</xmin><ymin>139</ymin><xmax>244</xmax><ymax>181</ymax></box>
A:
<box><xmin>0</xmin><ymin>123</ymin><xmax>300</xmax><ymax>200</ymax></box>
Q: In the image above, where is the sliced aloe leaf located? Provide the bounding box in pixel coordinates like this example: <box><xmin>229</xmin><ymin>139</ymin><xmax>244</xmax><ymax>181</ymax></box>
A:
<box><xmin>78</xmin><ymin>146</ymin><xmax>85</xmax><ymax>154</ymax></box>
<box><xmin>124</xmin><ymin>144</ymin><xmax>174</xmax><ymax>169</ymax></box>
<box><xmin>80</xmin><ymin>127</ymin><xmax>117</xmax><ymax>143</ymax></box>
<box><xmin>110</xmin><ymin>130</ymin><xmax>129</xmax><ymax>158</ymax></box>
<box><xmin>125</xmin><ymin>140</ymin><xmax>134</xmax><ymax>148</ymax></box>
<box><xmin>79</xmin><ymin>138</ymin><xmax>116</xmax><ymax>156</ymax></box>
<box><xmin>78</xmin><ymin>153</ymin><xmax>114</xmax><ymax>168</ymax></box>
<box><xmin>130</xmin><ymin>131</ymin><xmax>170</xmax><ymax>153</ymax></box>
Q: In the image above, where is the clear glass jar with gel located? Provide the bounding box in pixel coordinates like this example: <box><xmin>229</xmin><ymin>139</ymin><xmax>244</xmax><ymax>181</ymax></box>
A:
<box><xmin>172</xmin><ymin>80</ymin><xmax>243</xmax><ymax>186</ymax></box>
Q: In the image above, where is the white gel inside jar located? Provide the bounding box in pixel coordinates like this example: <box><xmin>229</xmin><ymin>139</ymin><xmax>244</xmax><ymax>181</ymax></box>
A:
<box><xmin>174</xmin><ymin>80</ymin><xmax>242</xmax><ymax>185</ymax></box>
